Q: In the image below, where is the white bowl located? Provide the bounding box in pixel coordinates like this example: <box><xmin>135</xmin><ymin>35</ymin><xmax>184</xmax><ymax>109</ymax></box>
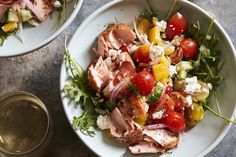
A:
<box><xmin>60</xmin><ymin>0</ymin><xmax>236</xmax><ymax>156</ymax></box>
<box><xmin>0</xmin><ymin>0</ymin><xmax>84</xmax><ymax>58</ymax></box>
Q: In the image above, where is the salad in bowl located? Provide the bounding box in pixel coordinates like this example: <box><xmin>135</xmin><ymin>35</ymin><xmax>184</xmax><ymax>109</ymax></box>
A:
<box><xmin>0</xmin><ymin>0</ymin><xmax>82</xmax><ymax>57</ymax></box>
<box><xmin>61</xmin><ymin>0</ymin><xmax>236</xmax><ymax>156</ymax></box>
<box><xmin>0</xmin><ymin>0</ymin><xmax>68</xmax><ymax>46</ymax></box>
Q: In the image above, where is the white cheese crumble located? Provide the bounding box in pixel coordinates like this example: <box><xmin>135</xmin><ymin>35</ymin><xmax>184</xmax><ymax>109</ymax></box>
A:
<box><xmin>128</xmin><ymin>44</ymin><xmax>139</xmax><ymax>54</ymax></box>
<box><xmin>169</xmin><ymin>65</ymin><xmax>177</xmax><ymax>77</ymax></box>
<box><xmin>150</xmin><ymin>45</ymin><xmax>164</xmax><ymax>61</ymax></box>
<box><xmin>186</xmin><ymin>95</ymin><xmax>193</xmax><ymax>107</ymax></box>
<box><xmin>152</xmin><ymin>109</ymin><xmax>165</xmax><ymax>119</ymax></box>
<box><xmin>164</xmin><ymin>43</ymin><xmax>175</xmax><ymax>52</ymax></box>
<box><xmin>156</xmin><ymin>20</ymin><xmax>167</xmax><ymax>32</ymax></box>
<box><xmin>108</xmin><ymin>49</ymin><xmax>121</xmax><ymax>60</ymax></box>
<box><xmin>153</xmin><ymin>17</ymin><xmax>167</xmax><ymax>32</ymax></box>
<box><xmin>139</xmin><ymin>34</ymin><xmax>150</xmax><ymax>44</ymax></box>
<box><xmin>171</xmin><ymin>35</ymin><xmax>184</xmax><ymax>46</ymax></box>
<box><xmin>207</xmin><ymin>83</ymin><xmax>213</xmax><ymax>90</ymax></box>
<box><xmin>184</xmin><ymin>76</ymin><xmax>201</xmax><ymax>94</ymax></box>
<box><xmin>97</xmin><ymin>115</ymin><xmax>110</xmax><ymax>130</ymax></box>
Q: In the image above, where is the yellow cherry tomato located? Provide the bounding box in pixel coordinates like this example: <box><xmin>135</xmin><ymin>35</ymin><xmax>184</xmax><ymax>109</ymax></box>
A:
<box><xmin>186</xmin><ymin>103</ymin><xmax>204</xmax><ymax>126</ymax></box>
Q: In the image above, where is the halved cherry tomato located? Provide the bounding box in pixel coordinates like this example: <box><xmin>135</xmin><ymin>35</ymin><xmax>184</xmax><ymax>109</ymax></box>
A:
<box><xmin>169</xmin><ymin>47</ymin><xmax>184</xmax><ymax>65</ymax></box>
<box><xmin>167</xmin><ymin>12</ymin><xmax>187</xmax><ymax>39</ymax></box>
<box><xmin>180</xmin><ymin>38</ymin><xmax>198</xmax><ymax>59</ymax></box>
<box><xmin>132</xmin><ymin>71</ymin><xmax>155</xmax><ymax>95</ymax></box>
<box><xmin>133</xmin><ymin>44</ymin><xmax>150</xmax><ymax>63</ymax></box>
<box><xmin>169</xmin><ymin>92</ymin><xmax>186</xmax><ymax>112</ymax></box>
<box><xmin>148</xmin><ymin>94</ymin><xmax>175</xmax><ymax>121</ymax></box>
<box><xmin>165</xmin><ymin>111</ymin><xmax>186</xmax><ymax>133</ymax></box>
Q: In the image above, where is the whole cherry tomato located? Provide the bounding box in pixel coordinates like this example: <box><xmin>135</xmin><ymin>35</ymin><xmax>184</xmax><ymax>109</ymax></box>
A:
<box><xmin>132</xmin><ymin>71</ymin><xmax>155</xmax><ymax>95</ymax></box>
<box><xmin>133</xmin><ymin>44</ymin><xmax>150</xmax><ymax>63</ymax></box>
<box><xmin>167</xmin><ymin>12</ymin><xmax>187</xmax><ymax>39</ymax></box>
<box><xmin>165</xmin><ymin>111</ymin><xmax>186</xmax><ymax>133</ymax></box>
<box><xmin>180</xmin><ymin>38</ymin><xmax>198</xmax><ymax>59</ymax></box>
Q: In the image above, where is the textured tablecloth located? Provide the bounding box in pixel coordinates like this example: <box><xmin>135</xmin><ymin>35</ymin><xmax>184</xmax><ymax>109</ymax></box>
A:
<box><xmin>0</xmin><ymin>0</ymin><xmax>235</xmax><ymax>157</ymax></box>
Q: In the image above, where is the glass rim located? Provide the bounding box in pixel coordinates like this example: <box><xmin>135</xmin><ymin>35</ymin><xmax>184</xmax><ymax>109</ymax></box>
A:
<box><xmin>0</xmin><ymin>91</ymin><xmax>51</xmax><ymax>156</ymax></box>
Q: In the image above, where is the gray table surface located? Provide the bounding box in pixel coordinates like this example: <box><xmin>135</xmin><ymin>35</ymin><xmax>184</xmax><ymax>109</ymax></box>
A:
<box><xmin>0</xmin><ymin>0</ymin><xmax>236</xmax><ymax>157</ymax></box>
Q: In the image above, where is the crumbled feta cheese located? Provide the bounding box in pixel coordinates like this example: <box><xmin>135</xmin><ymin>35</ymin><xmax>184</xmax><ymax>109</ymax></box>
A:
<box><xmin>169</xmin><ymin>65</ymin><xmax>177</xmax><ymax>77</ymax></box>
<box><xmin>150</xmin><ymin>45</ymin><xmax>164</xmax><ymax>61</ymax></box>
<box><xmin>128</xmin><ymin>44</ymin><xmax>139</xmax><ymax>54</ymax></box>
<box><xmin>152</xmin><ymin>109</ymin><xmax>165</xmax><ymax>119</ymax></box>
<box><xmin>184</xmin><ymin>76</ymin><xmax>201</xmax><ymax>94</ymax></box>
<box><xmin>54</xmin><ymin>1</ymin><xmax>62</xmax><ymax>8</ymax></box>
<box><xmin>139</xmin><ymin>34</ymin><xmax>150</xmax><ymax>44</ymax></box>
<box><xmin>164</xmin><ymin>44</ymin><xmax>175</xmax><ymax>53</ymax></box>
<box><xmin>171</xmin><ymin>35</ymin><xmax>183</xmax><ymax>46</ymax></box>
<box><xmin>108</xmin><ymin>49</ymin><xmax>121</xmax><ymax>60</ymax></box>
<box><xmin>153</xmin><ymin>17</ymin><xmax>167</xmax><ymax>32</ymax></box>
<box><xmin>207</xmin><ymin>83</ymin><xmax>213</xmax><ymax>90</ymax></box>
<box><xmin>156</xmin><ymin>20</ymin><xmax>167</xmax><ymax>32</ymax></box>
<box><xmin>186</xmin><ymin>95</ymin><xmax>193</xmax><ymax>107</ymax></box>
<box><xmin>97</xmin><ymin>115</ymin><xmax>110</xmax><ymax>130</ymax></box>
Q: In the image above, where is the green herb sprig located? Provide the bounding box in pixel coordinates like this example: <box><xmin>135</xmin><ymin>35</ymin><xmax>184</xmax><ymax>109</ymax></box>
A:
<box><xmin>128</xmin><ymin>83</ymin><xmax>140</xmax><ymax>96</ymax></box>
<box><xmin>188</xmin><ymin>19</ymin><xmax>223</xmax><ymax>86</ymax></box>
<box><xmin>201</xmin><ymin>101</ymin><xmax>236</xmax><ymax>124</ymax></box>
<box><xmin>188</xmin><ymin>19</ymin><xmax>236</xmax><ymax>124</ymax></box>
<box><xmin>63</xmin><ymin>38</ymin><xmax>99</xmax><ymax>136</ymax></box>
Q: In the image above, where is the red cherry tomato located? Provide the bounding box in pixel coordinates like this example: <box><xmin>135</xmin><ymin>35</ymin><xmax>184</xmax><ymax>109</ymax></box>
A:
<box><xmin>132</xmin><ymin>71</ymin><xmax>155</xmax><ymax>95</ymax></box>
<box><xmin>180</xmin><ymin>38</ymin><xmax>198</xmax><ymax>59</ymax></box>
<box><xmin>133</xmin><ymin>44</ymin><xmax>150</xmax><ymax>63</ymax></box>
<box><xmin>169</xmin><ymin>47</ymin><xmax>184</xmax><ymax>65</ymax></box>
<box><xmin>159</xmin><ymin>94</ymin><xmax>175</xmax><ymax>111</ymax></box>
<box><xmin>169</xmin><ymin>92</ymin><xmax>186</xmax><ymax>112</ymax></box>
<box><xmin>148</xmin><ymin>94</ymin><xmax>175</xmax><ymax>123</ymax></box>
<box><xmin>167</xmin><ymin>12</ymin><xmax>187</xmax><ymax>39</ymax></box>
<box><xmin>165</xmin><ymin>111</ymin><xmax>186</xmax><ymax>133</ymax></box>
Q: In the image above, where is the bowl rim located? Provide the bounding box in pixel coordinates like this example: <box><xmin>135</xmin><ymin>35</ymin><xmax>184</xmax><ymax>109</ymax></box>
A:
<box><xmin>60</xmin><ymin>0</ymin><xmax>236</xmax><ymax>156</ymax></box>
<box><xmin>0</xmin><ymin>0</ymin><xmax>84</xmax><ymax>58</ymax></box>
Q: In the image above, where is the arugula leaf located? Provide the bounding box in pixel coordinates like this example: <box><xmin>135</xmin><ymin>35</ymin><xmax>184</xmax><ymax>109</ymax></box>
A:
<box><xmin>72</xmin><ymin>111</ymin><xmax>97</xmax><ymax>136</ymax></box>
<box><xmin>188</xmin><ymin>19</ymin><xmax>223</xmax><ymax>86</ymax></box>
<box><xmin>201</xmin><ymin>101</ymin><xmax>236</xmax><ymax>124</ymax></box>
<box><xmin>148</xmin><ymin>85</ymin><xmax>163</xmax><ymax>104</ymax></box>
<box><xmin>63</xmin><ymin>38</ymin><xmax>99</xmax><ymax>136</ymax></box>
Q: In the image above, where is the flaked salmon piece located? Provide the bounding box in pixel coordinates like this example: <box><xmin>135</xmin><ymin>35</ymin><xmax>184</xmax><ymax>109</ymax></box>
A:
<box><xmin>118</xmin><ymin>94</ymin><xmax>149</xmax><ymax>119</ymax></box>
<box><xmin>129</xmin><ymin>135</ymin><xmax>162</xmax><ymax>154</ymax></box>
<box><xmin>0</xmin><ymin>0</ymin><xmax>13</xmax><ymax>5</ymax></box>
<box><xmin>116</xmin><ymin>52</ymin><xmax>135</xmax><ymax>69</ymax></box>
<box><xmin>97</xmin><ymin>24</ymin><xmax>136</xmax><ymax>57</ymax></box>
<box><xmin>129</xmin><ymin>129</ymin><xmax>179</xmax><ymax>154</ymax></box>
<box><xmin>109</xmin><ymin>108</ymin><xmax>143</xmax><ymax>145</ymax></box>
<box><xmin>143</xmin><ymin>129</ymin><xmax>179</xmax><ymax>150</ymax></box>
<box><xmin>12</xmin><ymin>0</ymin><xmax>55</xmax><ymax>22</ymax></box>
<box><xmin>88</xmin><ymin>56</ymin><xmax>112</xmax><ymax>92</ymax></box>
